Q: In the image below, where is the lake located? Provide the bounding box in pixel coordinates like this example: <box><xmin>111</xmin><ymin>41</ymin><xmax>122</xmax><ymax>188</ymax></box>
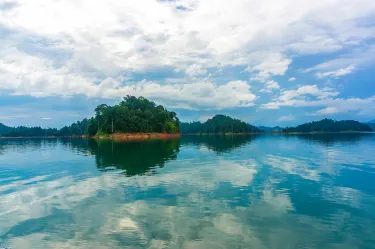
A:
<box><xmin>0</xmin><ymin>134</ymin><xmax>375</xmax><ymax>249</ymax></box>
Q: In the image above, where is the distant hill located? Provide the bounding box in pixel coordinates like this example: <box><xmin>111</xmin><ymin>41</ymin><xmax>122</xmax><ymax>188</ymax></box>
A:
<box><xmin>181</xmin><ymin>115</ymin><xmax>261</xmax><ymax>134</ymax></box>
<box><xmin>368</xmin><ymin>119</ymin><xmax>375</xmax><ymax>123</ymax></box>
<box><xmin>258</xmin><ymin>126</ymin><xmax>283</xmax><ymax>133</ymax></box>
<box><xmin>368</xmin><ymin>123</ymin><xmax>375</xmax><ymax>131</ymax></box>
<box><xmin>284</xmin><ymin>119</ymin><xmax>373</xmax><ymax>133</ymax></box>
<box><xmin>0</xmin><ymin>123</ymin><xmax>13</xmax><ymax>135</ymax></box>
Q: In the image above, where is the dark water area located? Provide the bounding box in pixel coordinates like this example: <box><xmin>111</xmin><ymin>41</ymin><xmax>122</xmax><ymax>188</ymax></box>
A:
<box><xmin>0</xmin><ymin>134</ymin><xmax>375</xmax><ymax>248</ymax></box>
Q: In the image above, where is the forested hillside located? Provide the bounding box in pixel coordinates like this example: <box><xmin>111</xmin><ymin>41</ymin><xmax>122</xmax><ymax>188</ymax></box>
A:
<box><xmin>0</xmin><ymin>123</ymin><xmax>12</xmax><ymax>135</ymax></box>
<box><xmin>180</xmin><ymin>115</ymin><xmax>261</xmax><ymax>134</ymax></box>
<box><xmin>283</xmin><ymin>119</ymin><xmax>373</xmax><ymax>133</ymax></box>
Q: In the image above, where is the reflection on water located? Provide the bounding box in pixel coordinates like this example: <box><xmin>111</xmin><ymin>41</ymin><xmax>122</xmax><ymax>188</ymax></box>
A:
<box><xmin>181</xmin><ymin>135</ymin><xmax>259</xmax><ymax>153</ymax></box>
<box><xmin>60</xmin><ymin>139</ymin><xmax>181</xmax><ymax>176</ymax></box>
<box><xmin>293</xmin><ymin>133</ymin><xmax>374</xmax><ymax>146</ymax></box>
<box><xmin>0</xmin><ymin>134</ymin><xmax>375</xmax><ymax>249</ymax></box>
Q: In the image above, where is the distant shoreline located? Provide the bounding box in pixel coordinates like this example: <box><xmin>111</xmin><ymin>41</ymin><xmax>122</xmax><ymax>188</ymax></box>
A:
<box><xmin>181</xmin><ymin>131</ymin><xmax>374</xmax><ymax>135</ymax></box>
<box><xmin>0</xmin><ymin>133</ymin><xmax>180</xmax><ymax>140</ymax></box>
<box><xmin>1</xmin><ymin>131</ymin><xmax>373</xmax><ymax>139</ymax></box>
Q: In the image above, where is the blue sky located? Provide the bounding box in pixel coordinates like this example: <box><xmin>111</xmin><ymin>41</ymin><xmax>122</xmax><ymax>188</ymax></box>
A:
<box><xmin>0</xmin><ymin>0</ymin><xmax>375</xmax><ymax>128</ymax></box>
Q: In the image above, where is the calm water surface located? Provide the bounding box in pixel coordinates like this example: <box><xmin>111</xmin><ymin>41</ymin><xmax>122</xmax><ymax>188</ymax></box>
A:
<box><xmin>0</xmin><ymin>134</ymin><xmax>375</xmax><ymax>249</ymax></box>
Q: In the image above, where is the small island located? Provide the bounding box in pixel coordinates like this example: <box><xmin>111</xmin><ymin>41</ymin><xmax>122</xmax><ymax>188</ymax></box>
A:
<box><xmin>283</xmin><ymin>119</ymin><xmax>373</xmax><ymax>133</ymax></box>
<box><xmin>1</xmin><ymin>96</ymin><xmax>180</xmax><ymax>140</ymax></box>
<box><xmin>180</xmin><ymin>114</ymin><xmax>261</xmax><ymax>135</ymax></box>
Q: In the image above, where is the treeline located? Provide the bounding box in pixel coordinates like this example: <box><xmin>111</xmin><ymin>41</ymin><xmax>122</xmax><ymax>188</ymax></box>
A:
<box><xmin>59</xmin><ymin>118</ymin><xmax>91</xmax><ymax>136</ymax></box>
<box><xmin>3</xmin><ymin>127</ymin><xmax>59</xmax><ymax>137</ymax></box>
<box><xmin>0</xmin><ymin>123</ymin><xmax>13</xmax><ymax>135</ymax></box>
<box><xmin>180</xmin><ymin>114</ymin><xmax>261</xmax><ymax>134</ymax></box>
<box><xmin>0</xmin><ymin>96</ymin><xmax>180</xmax><ymax>137</ymax></box>
<box><xmin>283</xmin><ymin>119</ymin><xmax>373</xmax><ymax>133</ymax></box>
<box><xmin>0</xmin><ymin>119</ymin><xmax>92</xmax><ymax>137</ymax></box>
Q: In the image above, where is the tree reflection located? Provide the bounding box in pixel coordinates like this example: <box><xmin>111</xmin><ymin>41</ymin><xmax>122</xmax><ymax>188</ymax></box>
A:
<box><xmin>292</xmin><ymin>133</ymin><xmax>374</xmax><ymax>146</ymax></box>
<box><xmin>86</xmin><ymin>139</ymin><xmax>180</xmax><ymax>176</ymax></box>
<box><xmin>181</xmin><ymin>135</ymin><xmax>259</xmax><ymax>153</ymax></box>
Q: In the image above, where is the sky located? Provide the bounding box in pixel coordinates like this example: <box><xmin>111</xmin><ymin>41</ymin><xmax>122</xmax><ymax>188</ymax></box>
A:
<box><xmin>0</xmin><ymin>0</ymin><xmax>375</xmax><ymax>128</ymax></box>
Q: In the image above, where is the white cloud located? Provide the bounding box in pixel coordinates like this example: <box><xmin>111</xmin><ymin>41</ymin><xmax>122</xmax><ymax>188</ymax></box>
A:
<box><xmin>0</xmin><ymin>48</ymin><xmax>256</xmax><ymax>110</ymax></box>
<box><xmin>277</xmin><ymin>115</ymin><xmax>295</xmax><ymax>122</ymax></box>
<box><xmin>248</xmin><ymin>53</ymin><xmax>291</xmax><ymax>82</ymax></box>
<box><xmin>0</xmin><ymin>0</ymin><xmax>374</xmax><ymax>108</ymax></box>
<box><xmin>306</xmin><ymin>45</ymin><xmax>375</xmax><ymax>78</ymax></box>
<box><xmin>261</xmin><ymin>84</ymin><xmax>375</xmax><ymax>116</ymax></box>
<box><xmin>185</xmin><ymin>64</ymin><xmax>208</xmax><ymax>78</ymax></box>
<box><xmin>259</xmin><ymin>80</ymin><xmax>280</xmax><ymax>93</ymax></box>
<box><xmin>288</xmin><ymin>77</ymin><xmax>296</xmax><ymax>82</ymax></box>
<box><xmin>309</xmin><ymin>107</ymin><xmax>339</xmax><ymax>116</ymax></box>
<box><xmin>316</xmin><ymin>65</ymin><xmax>355</xmax><ymax>78</ymax></box>
<box><xmin>41</xmin><ymin>117</ymin><xmax>52</xmax><ymax>120</ymax></box>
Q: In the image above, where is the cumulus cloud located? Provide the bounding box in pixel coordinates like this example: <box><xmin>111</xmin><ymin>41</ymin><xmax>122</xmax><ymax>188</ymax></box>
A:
<box><xmin>0</xmin><ymin>48</ymin><xmax>256</xmax><ymax>109</ymax></box>
<box><xmin>259</xmin><ymin>80</ymin><xmax>280</xmax><ymax>93</ymax></box>
<box><xmin>288</xmin><ymin>77</ymin><xmax>296</xmax><ymax>82</ymax></box>
<box><xmin>184</xmin><ymin>64</ymin><xmax>208</xmax><ymax>78</ymax></box>
<box><xmin>247</xmin><ymin>53</ymin><xmax>291</xmax><ymax>82</ymax></box>
<box><xmin>261</xmin><ymin>84</ymin><xmax>375</xmax><ymax>116</ymax></box>
<box><xmin>0</xmin><ymin>0</ymin><xmax>374</xmax><ymax>110</ymax></box>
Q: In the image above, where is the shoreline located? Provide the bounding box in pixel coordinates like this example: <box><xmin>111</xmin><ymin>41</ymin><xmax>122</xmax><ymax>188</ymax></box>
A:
<box><xmin>0</xmin><ymin>133</ymin><xmax>180</xmax><ymax>140</ymax></box>
<box><xmin>1</xmin><ymin>131</ymin><xmax>373</xmax><ymax>139</ymax></box>
<box><xmin>98</xmin><ymin>133</ymin><xmax>180</xmax><ymax>140</ymax></box>
<box><xmin>181</xmin><ymin>131</ymin><xmax>374</xmax><ymax>135</ymax></box>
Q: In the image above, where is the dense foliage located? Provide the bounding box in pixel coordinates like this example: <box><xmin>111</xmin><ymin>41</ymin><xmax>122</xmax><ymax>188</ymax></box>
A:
<box><xmin>2</xmin><ymin>126</ymin><xmax>59</xmax><ymax>137</ymax></box>
<box><xmin>0</xmin><ymin>123</ymin><xmax>13</xmax><ymax>135</ymax></box>
<box><xmin>283</xmin><ymin>119</ymin><xmax>373</xmax><ymax>133</ymax></box>
<box><xmin>0</xmin><ymin>120</ymin><xmax>92</xmax><ymax>137</ymax></box>
<box><xmin>87</xmin><ymin>96</ymin><xmax>179</xmax><ymax>136</ymax></box>
<box><xmin>180</xmin><ymin>114</ymin><xmax>261</xmax><ymax>134</ymax></box>
<box><xmin>58</xmin><ymin>118</ymin><xmax>92</xmax><ymax>136</ymax></box>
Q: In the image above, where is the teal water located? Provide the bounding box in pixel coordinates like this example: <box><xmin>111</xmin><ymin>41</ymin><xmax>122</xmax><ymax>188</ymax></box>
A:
<box><xmin>0</xmin><ymin>134</ymin><xmax>375</xmax><ymax>249</ymax></box>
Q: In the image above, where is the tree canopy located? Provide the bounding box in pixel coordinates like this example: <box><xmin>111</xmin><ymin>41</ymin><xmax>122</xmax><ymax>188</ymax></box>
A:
<box><xmin>283</xmin><ymin>119</ymin><xmax>373</xmax><ymax>133</ymax></box>
<box><xmin>180</xmin><ymin>114</ymin><xmax>261</xmax><ymax>134</ymax></box>
<box><xmin>0</xmin><ymin>123</ymin><xmax>13</xmax><ymax>135</ymax></box>
<box><xmin>87</xmin><ymin>95</ymin><xmax>180</xmax><ymax>136</ymax></box>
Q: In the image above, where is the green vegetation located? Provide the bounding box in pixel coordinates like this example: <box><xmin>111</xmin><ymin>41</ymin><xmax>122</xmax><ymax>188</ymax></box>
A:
<box><xmin>3</xmin><ymin>127</ymin><xmax>59</xmax><ymax>137</ymax></box>
<box><xmin>58</xmin><ymin>118</ymin><xmax>92</xmax><ymax>136</ymax></box>
<box><xmin>257</xmin><ymin>126</ymin><xmax>283</xmax><ymax>133</ymax></box>
<box><xmin>367</xmin><ymin>120</ymin><xmax>375</xmax><ymax>131</ymax></box>
<box><xmin>180</xmin><ymin>114</ymin><xmax>261</xmax><ymax>134</ymax></box>
<box><xmin>283</xmin><ymin>119</ymin><xmax>373</xmax><ymax>133</ymax></box>
<box><xmin>0</xmin><ymin>123</ymin><xmax>13</xmax><ymax>135</ymax></box>
<box><xmin>87</xmin><ymin>95</ymin><xmax>179</xmax><ymax>136</ymax></box>
<box><xmin>0</xmin><ymin>120</ymin><xmax>91</xmax><ymax>137</ymax></box>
